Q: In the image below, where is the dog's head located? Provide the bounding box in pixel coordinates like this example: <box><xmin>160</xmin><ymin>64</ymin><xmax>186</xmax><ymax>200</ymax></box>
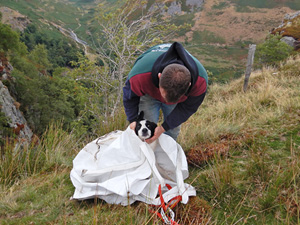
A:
<box><xmin>134</xmin><ymin>111</ymin><xmax>157</xmax><ymax>141</ymax></box>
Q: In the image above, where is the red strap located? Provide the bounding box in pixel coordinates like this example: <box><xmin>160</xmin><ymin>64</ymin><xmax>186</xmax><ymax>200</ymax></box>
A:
<box><xmin>149</xmin><ymin>184</ymin><xmax>181</xmax><ymax>225</ymax></box>
<box><xmin>159</xmin><ymin>184</ymin><xmax>167</xmax><ymax>211</ymax></box>
<box><xmin>163</xmin><ymin>183</ymin><xmax>182</xmax><ymax>209</ymax></box>
<box><xmin>166</xmin><ymin>184</ymin><xmax>172</xmax><ymax>190</ymax></box>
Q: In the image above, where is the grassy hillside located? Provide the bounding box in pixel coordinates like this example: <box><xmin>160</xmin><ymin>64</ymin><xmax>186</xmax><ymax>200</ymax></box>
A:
<box><xmin>1</xmin><ymin>55</ymin><xmax>299</xmax><ymax>224</ymax></box>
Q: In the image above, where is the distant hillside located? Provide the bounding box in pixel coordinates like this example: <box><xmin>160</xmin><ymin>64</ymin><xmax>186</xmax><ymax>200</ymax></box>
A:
<box><xmin>0</xmin><ymin>0</ymin><xmax>299</xmax><ymax>82</ymax></box>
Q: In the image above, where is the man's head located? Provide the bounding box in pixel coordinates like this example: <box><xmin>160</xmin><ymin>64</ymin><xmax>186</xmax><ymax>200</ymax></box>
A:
<box><xmin>159</xmin><ymin>64</ymin><xmax>191</xmax><ymax>103</ymax></box>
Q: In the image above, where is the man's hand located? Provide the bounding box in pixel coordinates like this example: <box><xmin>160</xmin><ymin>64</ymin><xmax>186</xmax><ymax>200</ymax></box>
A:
<box><xmin>146</xmin><ymin>126</ymin><xmax>165</xmax><ymax>144</ymax></box>
<box><xmin>129</xmin><ymin>121</ymin><xmax>136</xmax><ymax>130</ymax></box>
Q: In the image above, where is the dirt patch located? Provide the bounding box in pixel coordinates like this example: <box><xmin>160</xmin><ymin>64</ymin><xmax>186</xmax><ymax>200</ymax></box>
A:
<box><xmin>174</xmin><ymin>196</ymin><xmax>212</xmax><ymax>224</ymax></box>
<box><xmin>186</xmin><ymin>129</ymin><xmax>267</xmax><ymax>167</ymax></box>
<box><xmin>0</xmin><ymin>7</ymin><xmax>31</xmax><ymax>31</ymax></box>
<box><xmin>186</xmin><ymin>1</ymin><xmax>296</xmax><ymax>44</ymax></box>
<box><xmin>187</xmin><ymin>142</ymin><xmax>230</xmax><ymax>166</ymax></box>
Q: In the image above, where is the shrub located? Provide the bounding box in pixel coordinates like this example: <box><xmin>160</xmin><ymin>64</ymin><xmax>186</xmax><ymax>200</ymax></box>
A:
<box><xmin>255</xmin><ymin>34</ymin><xmax>294</xmax><ymax>68</ymax></box>
<box><xmin>0</xmin><ymin>23</ymin><xmax>27</xmax><ymax>55</ymax></box>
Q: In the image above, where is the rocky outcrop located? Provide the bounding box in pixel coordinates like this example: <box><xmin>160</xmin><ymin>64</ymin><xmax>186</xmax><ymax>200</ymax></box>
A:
<box><xmin>0</xmin><ymin>56</ymin><xmax>33</xmax><ymax>145</ymax></box>
<box><xmin>0</xmin><ymin>7</ymin><xmax>31</xmax><ymax>31</ymax></box>
<box><xmin>186</xmin><ymin>0</ymin><xmax>204</xmax><ymax>11</ymax></box>
<box><xmin>271</xmin><ymin>10</ymin><xmax>300</xmax><ymax>50</ymax></box>
<box><xmin>0</xmin><ymin>81</ymin><xmax>33</xmax><ymax>145</ymax></box>
<box><xmin>148</xmin><ymin>0</ymin><xmax>204</xmax><ymax>16</ymax></box>
<box><xmin>284</xmin><ymin>11</ymin><xmax>300</xmax><ymax>21</ymax></box>
<box><xmin>167</xmin><ymin>1</ymin><xmax>182</xmax><ymax>15</ymax></box>
<box><xmin>0</xmin><ymin>53</ymin><xmax>13</xmax><ymax>80</ymax></box>
<box><xmin>281</xmin><ymin>36</ymin><xmax>300</xmax><ymax>49</ymax></box>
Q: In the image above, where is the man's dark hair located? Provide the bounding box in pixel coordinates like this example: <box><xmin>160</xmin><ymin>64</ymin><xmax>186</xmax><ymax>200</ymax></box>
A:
<box><xmin>159</xmin><ymin>64</ymin><xmax>191</xmax><ymax>103</ymax></box>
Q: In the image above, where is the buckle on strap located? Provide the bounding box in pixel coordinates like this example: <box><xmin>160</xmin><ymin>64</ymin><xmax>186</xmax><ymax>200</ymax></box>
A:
<box><xmin>160</xmin><ymin>207</ymin><xmax>175</xmax><ymax>225</ymax></box>
<box><xmin>158</xmin><ymin>184</ymin><xmax>181</xmax><ymax>225</ymax></box>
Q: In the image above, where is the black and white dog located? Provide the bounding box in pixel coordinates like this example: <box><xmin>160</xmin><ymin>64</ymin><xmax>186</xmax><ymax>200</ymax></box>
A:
<box><xmin>134</xmin><ymin>111</ymin><xmax>174</xmax><ymax>181</ymax></box>
<box><xmin>134</xmin><ymin>111</ymin><xmax>157</xmax><ymax>141</ymax></box>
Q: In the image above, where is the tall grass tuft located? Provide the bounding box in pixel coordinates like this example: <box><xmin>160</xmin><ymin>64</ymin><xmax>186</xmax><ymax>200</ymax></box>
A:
<box><xmin>0</xmin><ymin>110</ymin><xmax>128</xmax><ymax>188</ymax></box>
<box><xmin>178</xmin><ymin>55</ymin><xmax>300</xmax><ymax>149</ymax></box>
<box><xmin>0</xmin><ymin>122</ymin><xmax>77</xmax><ymax>187</ymax></box>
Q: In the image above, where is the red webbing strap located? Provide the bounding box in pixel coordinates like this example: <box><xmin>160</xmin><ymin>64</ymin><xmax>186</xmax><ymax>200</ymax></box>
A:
<box><xmin>149</xmin><ymin>184</ymin><xmax>182</xmax><ymax>225</ymax></box>
<box><xmin>164</xmin><ymin>184</ymin><xmax>182</xmax><ymax>210</ymax></box>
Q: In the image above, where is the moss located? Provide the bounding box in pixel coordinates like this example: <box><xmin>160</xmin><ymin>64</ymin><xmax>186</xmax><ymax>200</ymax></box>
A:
<box><xmin>272</xmin><ymin>16</ymin><xmax>300</xmax><ymax>40</ymax></box>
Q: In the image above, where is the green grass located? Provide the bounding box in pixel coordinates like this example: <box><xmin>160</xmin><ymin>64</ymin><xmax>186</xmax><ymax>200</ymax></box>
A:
<box><xmin>192</xmin><ymin>30</ymin><xmax>226</xmax><ymax>45</ymax></box>
<box><xmin>212</xmin><ymin>2</ymin><xmax>230</xmax><ymax>10</ymax></box>
<box><xmin>1</xmin><ymin>55</ymin><xmax>300</xmax><ymax>224</ymax></box>
<box><xmin>186</xmin><ymin>43</ymin><xmax>248</xmax><ymax>84</ymax></box>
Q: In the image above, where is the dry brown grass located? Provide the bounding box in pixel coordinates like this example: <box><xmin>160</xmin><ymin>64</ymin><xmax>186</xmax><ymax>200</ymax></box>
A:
<box><xmin>179</xmin><ymin>55</ymin><xmax>300</xmax><ymax>155</ymax></box>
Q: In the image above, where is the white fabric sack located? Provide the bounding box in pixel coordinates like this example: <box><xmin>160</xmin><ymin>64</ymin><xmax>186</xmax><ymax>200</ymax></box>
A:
<box><xmin>70</xmin><ymin>126</ymin><xmax>196</xmax><ymax>206</ymax></box>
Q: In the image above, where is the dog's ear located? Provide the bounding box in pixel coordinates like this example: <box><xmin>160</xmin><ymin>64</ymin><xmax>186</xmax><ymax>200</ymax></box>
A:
<box><xmin>147</xmin><ymin>121</ymin><xmax>157</xmax><ymax>138</ymax></box>
<box><xmin>136</xmin><ymin>111</ymin><xmax>144</xmax><ymax>121</ymax></box>
<box><xmin>148</xmin><ymin>121</ymin><xmax>157</xmax><ymax>129</ymax></box>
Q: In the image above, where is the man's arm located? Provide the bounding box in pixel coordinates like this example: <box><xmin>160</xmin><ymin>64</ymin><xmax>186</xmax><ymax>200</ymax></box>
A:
<box><xmin>162</xmin><ymin>92</ymin><xmax>206</xmax><ymax>131</ymax></box>
<box><xmin>123</xmin><ymin>79</ymin><xmax>140</xmax><ymax>123</ymax></box>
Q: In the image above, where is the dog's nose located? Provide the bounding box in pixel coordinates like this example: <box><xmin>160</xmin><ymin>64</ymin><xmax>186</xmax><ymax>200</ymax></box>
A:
<box><xmin>142</xmin><ymin>128</ymin><xmax>148</xmax><ymax>134</ymax></box>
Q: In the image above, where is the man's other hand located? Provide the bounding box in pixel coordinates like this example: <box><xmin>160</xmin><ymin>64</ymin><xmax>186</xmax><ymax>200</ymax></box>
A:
<box><xmin>145</xmin><ymin>126</ymin><xmax>165</xmax><ymax>144</ymax></box>
<box><xmin>129</xmin><ymin>121</ymin><xmax>136</xmax><ymax>130</ymax></box>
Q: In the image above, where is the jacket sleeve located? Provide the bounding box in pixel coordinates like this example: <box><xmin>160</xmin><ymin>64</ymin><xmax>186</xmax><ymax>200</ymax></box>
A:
<box><xmin>123</xmin><ymin>79</ymin><xmax>140</xmax><ymax>123</ymax></box>
<box><xmin>162</xmin><ymin>92</ymin><xmax>206</xmax><ymax>131</ymax></box>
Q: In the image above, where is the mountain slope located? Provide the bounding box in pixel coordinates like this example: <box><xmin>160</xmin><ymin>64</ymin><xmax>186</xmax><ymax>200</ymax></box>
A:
<box><xmin>0</xmin><ymin>0</ymin><xmax>298</xmax><ymax>82</ymax></box>
<box><xmin>0</xmin><ymin>0</ymin><xmax>298</xmax><ymax>46</ymax></box>
<box><xmin>186</xmin><ymin>4</ymin><xmax>294</xmax><ymax>44</ymax></box>
<box><xmin>0</xmin><ymin>55</ymin><xmax>299</xmax><ymax>224</ymax></box>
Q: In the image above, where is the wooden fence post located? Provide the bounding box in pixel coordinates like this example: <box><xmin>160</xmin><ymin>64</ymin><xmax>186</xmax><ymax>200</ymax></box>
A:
<box><xmin>243</xmin><ymin>44</ymin><xmax>256</xmax><ymax>92</ymax></box>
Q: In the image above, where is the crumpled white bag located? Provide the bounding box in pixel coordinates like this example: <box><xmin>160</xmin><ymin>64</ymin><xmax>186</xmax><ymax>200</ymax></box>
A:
<box><xmin>70</xmin><ymin>126</ymin><xmax>196</xmax><ymax>206</ymax></box>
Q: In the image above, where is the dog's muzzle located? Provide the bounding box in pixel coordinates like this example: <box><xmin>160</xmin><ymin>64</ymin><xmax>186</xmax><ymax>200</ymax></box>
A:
<box><xmin>142</xmin><ymin>128</ymin><xmax>149</xmax><ymax>136</ymax></box>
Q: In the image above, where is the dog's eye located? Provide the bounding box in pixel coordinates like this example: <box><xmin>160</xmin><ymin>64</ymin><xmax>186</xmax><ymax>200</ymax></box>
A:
<box><xmin>146</xmin><ymin>124</ymin><xmax>151</xmax><ymax>128</ymax></box>
<box><xmin>136</xmin><ymin>124</ymin><xmax>141</xmax><ymax>129</ymax></box>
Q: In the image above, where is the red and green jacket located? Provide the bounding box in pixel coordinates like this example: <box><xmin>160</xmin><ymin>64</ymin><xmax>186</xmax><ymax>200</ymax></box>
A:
<box><xmin>123</xmin><ymin>42</ymin><xmax>208</xmax><ymax>131</ymax></box>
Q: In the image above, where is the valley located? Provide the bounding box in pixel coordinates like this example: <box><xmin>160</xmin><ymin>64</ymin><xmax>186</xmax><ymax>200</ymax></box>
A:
<box><xmin>0</xmin><ymin>0</ymin><xmax>299</xmax><ymax>82</ymax></box>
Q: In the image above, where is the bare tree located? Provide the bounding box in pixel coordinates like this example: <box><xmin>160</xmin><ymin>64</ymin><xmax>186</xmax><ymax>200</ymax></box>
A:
<box><xmin>92</xmin><ymin>0</ymin><xmax>188</xmax><ymax>117</ymax></box>
<box><xmin>70</xmin><ymin>0</ymin><xmax>189</xmax><ymax>135</ymax></box>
